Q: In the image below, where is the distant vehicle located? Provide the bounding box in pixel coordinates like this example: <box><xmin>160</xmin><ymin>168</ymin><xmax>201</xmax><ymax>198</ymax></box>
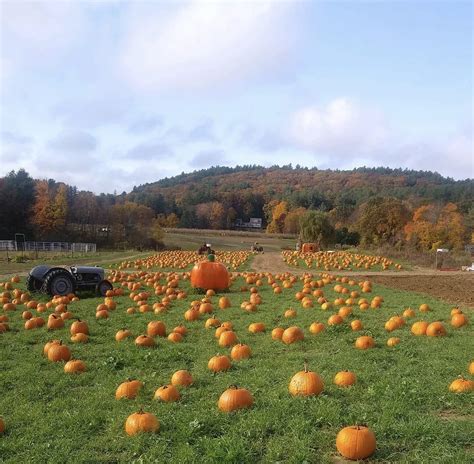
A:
<box><xmin>251</xmin><ymin>242</ymin><xmax>264</xmax><ymax>253</ymax></box>
<box><xmin>26</xmin><ymin>265</ymin><xmax>113</xmax><ymax>296</ymax></box>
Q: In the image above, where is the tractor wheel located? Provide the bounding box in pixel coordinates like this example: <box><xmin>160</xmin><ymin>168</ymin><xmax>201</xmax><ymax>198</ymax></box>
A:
<box><xmin>96</xmin><ymin>280</ymin><xmax>113</xmax><ymax>297</ymax></box>
<box><xmin>26</xmin><ymin>274</ymin><xmax>43</xmax><ymax>293</ymax></box>
<box><xmin>41</xmin><ymin>269</ymin><xmax>76</xmax><ymax>296</ymax></box>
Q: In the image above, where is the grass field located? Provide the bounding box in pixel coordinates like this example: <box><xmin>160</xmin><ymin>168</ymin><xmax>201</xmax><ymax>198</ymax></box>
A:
<box><xmin>0</xmin><ymin>256</ymin><xmax>473</xmax><ymax>463</ymax></box>
<box><xmin>164</xmin><ymin>230</ymin><xmax>295</xmax><ymax>252</ymax></box>
<box><xmin>0</xmin><ymin>251</ymin><xmax>154</xmax><ymax>276</ymax></box>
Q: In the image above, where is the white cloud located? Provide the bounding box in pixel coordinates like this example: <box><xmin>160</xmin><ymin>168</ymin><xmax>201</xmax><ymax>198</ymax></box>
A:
<box><xmin>118</xmin><ymin>0</ymin><xmax>300</xmax><ymax>93</ymax></box>
<box><xmin>1</xmin><ymin>1</ymin><xmax>84</xmax><ymax>73</ymax></box>
<box><xmin>289</xmin><ymin>98</ymin><xmax>390</xmax><ymax>157</ymax></box>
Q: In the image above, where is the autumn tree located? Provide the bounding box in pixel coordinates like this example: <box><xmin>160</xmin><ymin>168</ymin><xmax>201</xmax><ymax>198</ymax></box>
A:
<box><xmin>358</xmin><ymin>197</ymin><xmax>410</xmax><ymax>246</ymax></box>
<box><xmin>266</xmin><ymin>201</ymin><xmax>288</xmax><ymax>233</ymax></box>
<box><xmin>299</xmin><ymin>210</ymin><xmax>335</xmax><ymax>248</ymax></box>
<box><xmin>283</xmin><ymin>207</ymin><xmax>306</xmax><ymax>234</ymax></box>
<box><xmin>52</xmin><ymin>184</ymin><xmax>68</xmax><ymax>231</ymax></box>
<box><xmin>406</xmin><ymin>203</ymin><xmax>466</xmax><ymax>250</ymax></box>
<box><xmin>32</xmin><ymin>180</ymin><xmax>55</xmax><ymax>239</ymax></box>
<box><xmin>209</xmin><ymin>202</ymin><xmax>225</xmax><ymax>229</ymax></box>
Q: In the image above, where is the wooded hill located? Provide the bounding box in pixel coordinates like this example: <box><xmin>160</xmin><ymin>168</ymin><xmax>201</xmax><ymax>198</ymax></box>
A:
<box><xmin>1</xmin><ymin>166</ymin><xmax>472</xmax><ymax>250</ymax></box>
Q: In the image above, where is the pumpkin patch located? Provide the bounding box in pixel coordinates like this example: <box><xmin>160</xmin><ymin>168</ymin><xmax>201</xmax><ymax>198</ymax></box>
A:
<box><xmin>0</xmin><ymin>254</ymin><xmax>472</xmax><ymax>462</ymax></box>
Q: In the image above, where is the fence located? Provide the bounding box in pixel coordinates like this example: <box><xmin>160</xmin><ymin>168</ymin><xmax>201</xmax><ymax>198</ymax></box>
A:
<box><xmin>0</xmin><ymin>241</ymin><xmax>96</xmax><ymax>253</ymax></box>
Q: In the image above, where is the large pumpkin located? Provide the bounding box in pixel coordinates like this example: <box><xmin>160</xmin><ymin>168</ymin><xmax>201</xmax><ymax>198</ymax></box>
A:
<box><xmin>190</xmin><ymin>255</ymin><xmax>230</xmax><ymax>291</ymax></box>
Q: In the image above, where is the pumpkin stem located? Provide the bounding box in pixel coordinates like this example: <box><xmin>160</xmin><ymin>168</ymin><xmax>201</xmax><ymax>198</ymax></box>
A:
<box><xmin>229</xmin><ymin>384</ymin><xmax>238</xmax><ymax>389</ymax></box>
<box><xmin>304</xmin><ymin>360</ymin><xmax>308</xmax><ymax>372</ymax></box>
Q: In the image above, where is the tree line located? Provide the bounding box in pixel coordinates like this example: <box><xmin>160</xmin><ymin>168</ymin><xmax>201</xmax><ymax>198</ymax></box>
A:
<box><xmin>0</xmin><ymin>167</ymin><xmax>472</xmax><ymax>251</ymax></box>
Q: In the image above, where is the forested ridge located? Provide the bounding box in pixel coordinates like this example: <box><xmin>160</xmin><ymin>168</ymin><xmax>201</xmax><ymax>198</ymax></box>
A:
<box><xmin>1</xmin><ymin>165</ymin><xmax>472</xmax><ymax>250</ymax></box>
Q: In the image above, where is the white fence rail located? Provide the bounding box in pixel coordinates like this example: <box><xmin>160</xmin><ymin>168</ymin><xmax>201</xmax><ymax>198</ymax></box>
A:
<box><xmin>0</xmin><ymin>240</ymin><xmax>96</xmax><ymax>253</ymax></box>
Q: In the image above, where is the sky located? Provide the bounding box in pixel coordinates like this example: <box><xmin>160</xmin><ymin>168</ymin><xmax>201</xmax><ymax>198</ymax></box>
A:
<box><xmin>0</xmin><ymin>0</ymin><xmax>472</xmax><ymax>193</ymax></box>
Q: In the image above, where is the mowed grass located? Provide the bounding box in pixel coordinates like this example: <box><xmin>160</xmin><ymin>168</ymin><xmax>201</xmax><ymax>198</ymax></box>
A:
<box><xmin>0</xmin><ymin>251</ymin><xmax>154</xmax><ymax>276</ymax></box>
<box><xmin>0</xmin><ymin>271</ymin><xmax>473</xmax><ymax>463</ymax></box>
<box><xmin>164</xmin><ymin>231</ymin><xmax>295</xmax><ymax>252</ymax></box>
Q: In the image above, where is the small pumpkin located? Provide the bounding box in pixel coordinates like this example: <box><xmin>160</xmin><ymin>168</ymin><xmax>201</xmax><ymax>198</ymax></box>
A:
<box><xmin>449</xmin><ymin>376</ymin><xmax>474</xmax><ymax>393</ymax></box>
<box><xmin>387</xmin><ymin>337</ymin><xmax>401</xmax><ymax>347</ymax></box>
<box><xmin>328</xmin><ymin>314</ymin><xmax>343</xmax><ymax>326</ymax></box>
<box><xmin>116</xmin><ymin>379</ymin><xmax>143</xmax><ymax>399</ymax></box>
<box><xmin>248</xmin><ymin>322</ymin><xmax>265</xmax><ymax>333</ymax></box>
<box><xmin>125</xmin><ymin>410</ymin><xmax>159</xmax><ymax>436</ymax></box>
<box><xmin>350</xmin><ymin>320</ymin><xmax>362</xmax><ymax>331</ymax></box>
<box><xmin>168</xmin><ymin>331</ymin><xmax>182</xmax><ymax>343</ymax></box>
<box><xmin>64</xmin><ymin>359</ymin><xmax>86</xmax><ymax>373</ymax></box>
<box><xmin>47</xmin><ymin>314</ymin><xmax>65</xmax><ymax>330</ymax></box>
<box><xmin>208</xmin><ymin>355</ymin><xmax>232</xmax><ymax>372</ymax></box>
<box><xmin>116</xmin><ymin>329</ymin><xmax>132</xmax><ymax>341</ymax></box>
<box><xmin>336</xmin><ymin>425</ymin><xmax>376</xmax><ymax>460</ymax></box>
<box><xmin>355</xmin><ymin>336</ymin><xmax>375</xmax><ymax>350</ymax></box>
<box><xmin>469</xmin><ymin>361</ymin><xmax>474</xmax><ymax>375</ymax></box>
<box><xmin>47</xmin><ymin>341</ymin><xmax>71</xmax><ymax>362</ymax></box>
<box><xmin>230</xmin><ymin>343</ymin><xmax>251</xmax><ymax>361</ymax></box>
<box><xmin>310</xmin><ymin>322</ymin><xmax>325</xmax><ymax>334</ymax></box>
<box><xmin>154</xmin><ymin>384</ymin><xmax>180</xmax><ymax>402</ymax></box>
<box><xmin>411</xmin><ymin>321</ymin><xmax>429</xmax><ymax>336</ymax></box>
<box><xmin>218</xmin><ymin>385</ymin><xmax>254</xmax><ymax>412</ymax></box>
<box><xmin>135</xmin><ymin>335</ymin><xmax>155</xmax><ymax>347</ymax></box>
<box><xmin>426</xmin><ymin>321</ymin><xmax>446</xmax><ymax>337</ymax></box>
<box><xmin>147</xmin><ymin>321</ymin><xmax>166</xmax><ymax>337</ymax></box>
<box><xmin>334</xmin><ymin>370</ymin><xmax>356</xmax><ymax>387</ymax></box>
<box><xmin>70</xmin><ymin>319</ymin><xmax>89</xmax><ymax>335</ymax></box>
<box><xmin>43</xmin><ymin>339</ymin><xmax>61</xmax><ymax>356</ymax></box>
<box><xmin>271</xmin><ymin>327</ymin><xmax>284</xmax><ymax>340</ymax></box>
<box><xmin>171</xmin><ymin>370</ymin><xmax>193</xmax><ymax>387</ymax></box>
<box><xmin>282</xmin><ymin>326</ymin><xmax>304</xmax><ymax>345</ymax></box>
<box><xmin>71</xmin><ymin>332</ymin><xmax>88</xmax><ymax>343</ymax></box>
<box><xmin>218</xmin><ymin>330</ymin><xmax>238</xmax><ymax>347</ymax></box>
<box><xmin>289</xmin><ymin>363</ymin><xmax>324</xmax><ymax>397</ymax></box>
<box><xmin>451</xmin><ymin>313</ymin><xmax>468</xmax><ymax>328</ymax></box>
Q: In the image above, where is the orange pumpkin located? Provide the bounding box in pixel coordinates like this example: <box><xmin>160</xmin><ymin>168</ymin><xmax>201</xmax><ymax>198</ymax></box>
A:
<box><xmin>426</xmin><ymin>321</ymin><xmax>446</xmax><ymax>337</ymax></box>
<box><xmin>336</xmin><ymin>425</ymin><xmax>376</xmax><ymax>460</ymax></box>
<box><xmin>154</xmin><ymin>385</ymin><xmax>180</xmax><ymax>402</ymax></box>
<box><xmin>218</xmin><ymin>386</ymin><xmax>253</xmax><ymax>412</ymax></box>
<box><xmin>289</xmin><ymin>363</ymin><xmax>324</xmax><ymax>396</ymax></box>
<box><xmin>125</xmin><ymin>410</ymin><xmax>159</xmax><ymax>435</ymax></box>
<box><xmin>355</xmin><ymin>336</ymin><xmax>375</xmax><ymax>350</ymax></box>
<box><xmin>190</xmin><ymin>255</ymin><xmax>230</xmax><ymax>291</ymax></box>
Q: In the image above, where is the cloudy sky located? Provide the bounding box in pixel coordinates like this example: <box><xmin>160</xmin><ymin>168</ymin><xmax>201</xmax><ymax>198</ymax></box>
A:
<box><xmin>0</xmin><ymin>0</ymin><xmax>472</xmax><ymax>193</ymax></box>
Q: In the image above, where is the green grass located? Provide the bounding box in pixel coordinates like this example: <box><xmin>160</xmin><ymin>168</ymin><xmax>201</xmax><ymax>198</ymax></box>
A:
<box><xmin>164</xmin><ymin>231</ymin><xmax>295</xmax><ymax>252</ymax></box>
<box><xmin>0</xmin><ymin>251</ymin><xmax>154</xmax><ymax>276</ymax></box>
<box><xmin>0</xmin><ymin>270</ymin><xmax>473</xmax><ymax>463</ymax></box>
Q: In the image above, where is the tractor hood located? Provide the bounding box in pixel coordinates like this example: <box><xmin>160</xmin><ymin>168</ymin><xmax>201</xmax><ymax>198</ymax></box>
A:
<box><xmin>71</xmin><ymin>266</ymin><xmax>105</xmax><ymax>278</ymax></box>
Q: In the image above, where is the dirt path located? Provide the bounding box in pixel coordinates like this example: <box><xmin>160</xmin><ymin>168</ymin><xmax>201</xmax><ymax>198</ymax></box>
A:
<box><xmin>251</xmin><ymin>252</ymin><xmax>296</xmax><ymax>274</ymax></box>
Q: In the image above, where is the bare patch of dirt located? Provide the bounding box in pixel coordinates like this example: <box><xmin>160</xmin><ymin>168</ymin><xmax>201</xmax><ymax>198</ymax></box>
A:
<box><xmin>369</xmin><ymin>274</ymin><xmax>474</xmax><ymax>308</ymax></box>
<box><xmin>251</xmin><ymin>252</ymin><xmax>295</xmax><ymax>274</ymax></box>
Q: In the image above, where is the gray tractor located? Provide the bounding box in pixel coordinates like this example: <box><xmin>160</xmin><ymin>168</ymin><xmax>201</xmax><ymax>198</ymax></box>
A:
<box><xmin>26</xmin><ymin>265</ymin><xmax>113</xmax><ymax>297</ymax></box>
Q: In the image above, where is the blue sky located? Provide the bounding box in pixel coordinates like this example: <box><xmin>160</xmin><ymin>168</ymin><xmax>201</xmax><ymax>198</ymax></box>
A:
<box><xmin>0</xmin><ymin>0</ymin><xmax>472</xmax><ymax>193</ymax></box>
